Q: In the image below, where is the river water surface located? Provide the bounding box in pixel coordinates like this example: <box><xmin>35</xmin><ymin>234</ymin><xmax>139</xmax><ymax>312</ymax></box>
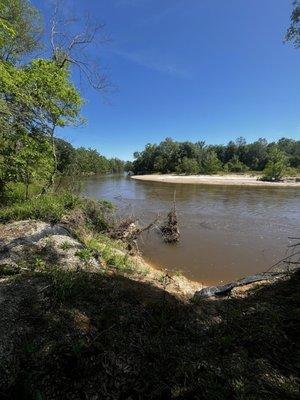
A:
<box><xmin>82</xmin><ymin>174</ymin><xmax>300</xmax><ymax>285</ymax></box>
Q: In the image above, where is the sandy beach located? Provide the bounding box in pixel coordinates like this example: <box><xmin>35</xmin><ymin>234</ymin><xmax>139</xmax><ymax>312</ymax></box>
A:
<box><xmin>131</xmin><ymin>174</ymin><xmax>300</xmax><ymax>187</ymax></box>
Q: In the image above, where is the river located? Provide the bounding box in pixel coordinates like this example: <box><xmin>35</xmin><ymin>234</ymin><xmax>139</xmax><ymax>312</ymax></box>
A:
<box><xmin>81</xmin><ymin>174</ymin><xmax>300</xmax><ymax>285</ymax></box>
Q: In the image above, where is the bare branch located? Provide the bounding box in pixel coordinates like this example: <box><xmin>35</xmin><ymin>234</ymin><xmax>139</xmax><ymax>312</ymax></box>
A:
<box><xmin>49</xmin><ymin>1</ymin><xmax>111</xmax><ymax>94</ymax></box>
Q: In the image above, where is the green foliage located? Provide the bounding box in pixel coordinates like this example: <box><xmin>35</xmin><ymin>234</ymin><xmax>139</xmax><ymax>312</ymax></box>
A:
<box><xmin>132</xmin><ymin>137</ymin><xmax>299</xmax><ymax>175</ymax></box>
<box><xmin>0</xmin><ymin>0</ymin><xmax>43</xmax><ymax>63</ymax></box>
<box><xmin>46</xmin><ymin>268</ymin><xmax>91</xmax><ymax>303</ymax></box>
<box><xmin>54</xmin><ymin>140</ymin><xmax>127</xmax><ymax>177</ymax></box>
<box><xmin>225</xmin><ymin>155</ymin><xmax>249</xmax><ymax>173</ymax></box>
<box><xmin>59</xmin><ymin>241</ymin><xmax>73</xmax><ymax>251</ymax></box>
<box><xmin>82</xmin><ymin>198</ymin><xmax>115</xmax><ymax>232</ymax></box>
<box><xmin>263</xmin><ymin>146</ymin><xmax>289</xmax><ymax>181</ymax></box>
<box><xmin>0</xmin><ymin>131</ymin><xmax>53</xmax><ymax>199</ymax></box>
<box><xmin>75</xmin><ymin>248</ymin><xmax>94</xmax><ymax>264</ymax></box>
<box><xmin>0</xmin><ymin>193</ymin><xmax>80</xmax><ymax>223</ymax></box>
<box><xmin>203</xmin><ymin>150</ymin><xmax>222</xmax><ymax>174</ymax></box>
<box><xmin>0</xmin><ymin>56</ymin><xmax>83</xmax><ymax>194</ymax></box>
<box><xmin>175</xmin><ymin>157</ymin><xmax>200</xmax><ymax>174</ymax></box>
<box><xmin>0</xmin><ymin>57</ymin><xmax>82</xmax><ymax>131</ymax></box>
<box><xmin>277</xmin><ymin>137</ymin><xmax>300</xmax><ymax>168</ymax></box>
<box><xmin>262</xmin><ymin>146</ymin><xmax>289</xmax><ymax>182</ymax></box>
<box><xmin>101</xmin><ymin>245</ymin><xmax>134</xmax><ymax>273</ymax></box>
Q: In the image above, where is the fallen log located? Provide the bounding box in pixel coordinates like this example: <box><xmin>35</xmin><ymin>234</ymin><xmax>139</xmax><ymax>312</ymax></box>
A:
<box><xmin>193</xmin><ymin>271</ymin><xmax>293</xmax><ymax>299</ymax></box>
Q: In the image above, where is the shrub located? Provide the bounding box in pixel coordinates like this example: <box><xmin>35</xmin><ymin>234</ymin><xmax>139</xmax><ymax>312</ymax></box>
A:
<box><xmin>203</xmin><ymin>151</ymin><xmax>222</xmax><ymax>174</ymax></box>
<box><xmin>82</xmin><ymin>198</ymin><xmax>115</xmax><ymax>232</ymax></box>
<box><xmin>175</xmin><ymin>157</ymin><xmax>200</xmax><ymax>175</ymax></box>
<box><xmin>0</xmin><ymin>192</ymin><xmax>115</xmax><ymax>232</ymax></box>
<box><xmin>225</xmin><ymin>155</ymin><xmax>249</xmax><ymax>173</ymax></box>
<box><xmin>0</xmin><ymin>193</ymin><xmax>80</xmax><ymax>223</ymax></box>
<box><xmin>261</xmin><ymin>147</ymin><xmax>288</xmax><ymax>182</ymax></box>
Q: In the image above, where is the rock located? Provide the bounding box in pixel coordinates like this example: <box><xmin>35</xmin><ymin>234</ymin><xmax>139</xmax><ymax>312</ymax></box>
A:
<box><xmin>0</xmin><ymin>220</ymin><xmax>102</xmax><ymax>272</ymax></box>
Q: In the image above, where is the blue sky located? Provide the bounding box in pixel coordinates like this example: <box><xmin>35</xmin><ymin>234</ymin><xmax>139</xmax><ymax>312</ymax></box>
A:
<box><xmin>33</xmin><ymin>0</ymin><xmax>299</xmax><ymax>160</ymax></box>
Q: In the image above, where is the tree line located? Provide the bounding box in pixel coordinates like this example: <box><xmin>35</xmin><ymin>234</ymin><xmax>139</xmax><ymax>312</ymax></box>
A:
<box><xmin>55</xmin><ymin>138</ymin><xmax>128</xmax><ymax>176</ymax></box>
<box><xmin>131</xmin><ymin>137</ymin><xmax>300</xmax><ymax>180</ymax></box>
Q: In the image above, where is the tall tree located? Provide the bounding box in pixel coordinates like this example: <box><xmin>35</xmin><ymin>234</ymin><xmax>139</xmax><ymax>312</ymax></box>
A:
<box><xmin>0</xmin><ymin>0</ymin><xmax>42</xmax><ymax>63</ymax></box>
<box><xmin>286</xmin><ymin>0</ymin><xmax>300</xmax><ymax>47</ymax></box>
<box><xmin>262</xmin><ymin>146</ymin><xmax>289</xmax><ymax>182</ymax></box>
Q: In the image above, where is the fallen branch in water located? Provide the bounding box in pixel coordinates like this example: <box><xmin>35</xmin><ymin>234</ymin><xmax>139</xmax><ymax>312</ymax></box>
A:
<box><xmin>108</xmin><ymin>215</ymin><xmax>160</xmax><ymax>254</ymax></box>
<box><xmin>160</xmin><ymin>191</ymin><xmax>180</xmax><ymax>243</ymax></box>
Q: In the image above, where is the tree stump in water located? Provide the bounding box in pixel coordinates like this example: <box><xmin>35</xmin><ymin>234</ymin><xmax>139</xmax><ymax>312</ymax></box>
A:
<box><xmin>160</xmin><ymin>192</ymin><xmax>180</xmax><ymax>243</ymax></box>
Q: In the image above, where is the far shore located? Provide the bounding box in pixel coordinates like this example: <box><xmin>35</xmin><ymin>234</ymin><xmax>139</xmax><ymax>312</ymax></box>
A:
<box><xmin>131</xmin><ymin>174</ymin><xmax>300</xmax><ymax>187</ymax></box>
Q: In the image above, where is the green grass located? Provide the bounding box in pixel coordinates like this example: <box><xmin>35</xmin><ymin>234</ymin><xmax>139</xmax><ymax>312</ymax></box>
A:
<box><xmin>0</xmin><ymin>192</ymin><xmax>115</xmax><ymax>234</ymax></box>
<box><xmin>75</xmin><ymin>248</ymin><xmax>95</xmax><ymax>264</ymax></box>
<box><xmin>101</xmin><ymin>245</ymin><xmax>135</xmax><ymax>273</ymax></box>
<box><xmin>44</xmin><ymin>268</ymin><xmax>92</xmax><ymax>303</ymax></box>
<box><xmin>59</xmin><ymin>240</ymin><xmax>73</xmax><ymax>250</ymax></box>
<box><xmin>0</xmin><ymin>192</ymin><xmax>80</xmax><ymax>223</ymax></box>
<box><xmin>1</xmin><ymin>182</ymin><xmax>43</xmax><ymax>205</ymax></box>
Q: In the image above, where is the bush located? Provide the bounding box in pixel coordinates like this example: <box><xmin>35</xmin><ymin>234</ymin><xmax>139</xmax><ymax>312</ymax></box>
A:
<box><xmin>0</xmin><ymin>193</ymin><xmax>80</xmax><ymax>223</ymax></box>
<box><xmin>261</xmin><ymin>147</ymin><xmax>288</xmax><ymax>182</ymax></box>
<box><xmin>82</xmin><ymin>198</ymin><xmax>115</xmax><ymax>232</ymax></box>
<box><xmin>225</xmin><ymin>155</ymin><xmax>248</xmax><ymax>173</ymax></box>
<box><xmin>285</xmin><ymin>166</ymin><xmax>300</xmax><ymax>177</ymax></box>
<box><xmin>203</xmin><ymin>151</ymin><xmax>222</xmax><ymax>174</ymax></box>
<box><xmin>175</xmin><ymin>157</ymin><xmax>200</xmax><ymax>174</ymax></box>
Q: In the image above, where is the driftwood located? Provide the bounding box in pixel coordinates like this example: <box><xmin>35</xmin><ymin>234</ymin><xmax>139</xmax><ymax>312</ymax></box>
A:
<box><xmin>108</xmin><ymin>217</ymin><xmax>137</xmax><ymax>241</ymax></box>
<box><xmin>108</xmin><ymin>216</ymin><xmax>160</xmax><ymax>254</ymax></box>
<box><xmin>194</xmin><ymin>272</ymin><xmax>291</xmax><ymax>299</ymax></box>
<box><xmin>160</xmin><ymin>191</ymin><xmax>180</xmax><ymax>243</ymax></box>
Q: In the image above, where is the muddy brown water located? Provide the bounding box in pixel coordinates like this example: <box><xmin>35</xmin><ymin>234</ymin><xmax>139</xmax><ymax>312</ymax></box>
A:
<box><xmin>81</xmin><ymin>174</ymin><xmax>300</xmax><ymax>285</ymax></box>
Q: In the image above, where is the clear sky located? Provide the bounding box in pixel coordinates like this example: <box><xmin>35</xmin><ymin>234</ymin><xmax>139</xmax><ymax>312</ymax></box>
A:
<box><xmin>32</xmin><ymin>0</ymin><xmax>299</xmax><ymax>160</ymax></box>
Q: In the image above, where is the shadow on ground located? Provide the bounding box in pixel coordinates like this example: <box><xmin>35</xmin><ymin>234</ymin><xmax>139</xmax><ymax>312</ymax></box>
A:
<box><xmin>0</xmin><ymin>268</ymin><xmax>299</xmax><ymax>400</ymax></box>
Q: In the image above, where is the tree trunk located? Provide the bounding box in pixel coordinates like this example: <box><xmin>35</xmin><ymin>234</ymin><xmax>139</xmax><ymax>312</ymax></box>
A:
<box><xmin>0</xmin><ymin>179</ymin><xmax>6</xmax><ymax>202</ymax></box>
<box><xmin>40</xmin><ymin>125</ymin><xmax>57</xmax><ymax>195</ymax></box>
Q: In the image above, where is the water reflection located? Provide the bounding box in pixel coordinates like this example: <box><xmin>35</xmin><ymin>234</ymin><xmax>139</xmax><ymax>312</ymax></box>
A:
<box><xmin>82</xmin><ymin>174</ymin><xmax>300</xmax><ymax>285</ymax></box>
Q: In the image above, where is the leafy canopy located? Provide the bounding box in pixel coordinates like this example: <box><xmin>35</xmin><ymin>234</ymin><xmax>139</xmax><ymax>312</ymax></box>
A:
<box><xmin>0</xmin><ymin>0</ymin><xmax>42</xmax><ymax>63</ymax></box>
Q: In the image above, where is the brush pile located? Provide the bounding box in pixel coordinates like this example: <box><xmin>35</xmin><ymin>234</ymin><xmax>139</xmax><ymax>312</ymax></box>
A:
<box><xmin>109</xmin><ymin>216</ymin><xmax>159</xmax><ymax>254</ymax></box>
<box><xmin>108</xmin><ymin>217</ymin><xmax>137</xmax><ymax>241</ymax></box>
<box><xmin>160</xmin><ymin>192</ymin><xmax>180</xmax><ymax>243</ymax></box>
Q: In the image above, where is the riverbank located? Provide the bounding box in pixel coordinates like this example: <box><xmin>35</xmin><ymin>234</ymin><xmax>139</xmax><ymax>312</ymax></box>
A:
<box><xmin>132</xmin><ymin>173</ymin><xmax>300</xmax><ymax>187</ymax></box>
<box><xmin>1</xmin><ymin>194</ymin><xmax>299</xmax><ymax>398</ymax></box>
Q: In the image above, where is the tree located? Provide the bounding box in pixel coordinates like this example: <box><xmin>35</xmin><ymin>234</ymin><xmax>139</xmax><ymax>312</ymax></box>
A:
<box><xmin>225</xmin><ymin>155</ymin><xmax>248</xmax><ymax>173</ymax></box>
<box><xmin>0</xmin><ymin>0</ymin><xmax>43</xmax><ymax>63</ymax></box>
<box><xmin>124</xmin><ymin>161</ymin><xmax>133</xmax><ymax>172</ymax></box>
<box><xmin>262</xmin><ymin>146</ymin><xmax>288</xmax><ymax>182</ymax></box>
<box><xmin>55</xmin><ymin>138</ymin><xmax>76</xmax><ymax>174</ymax></box>
<box><xmin>286</xmin><ymin>0</ymin><xmax>300</xmax><ymax>48</ymax></box>
<box><xmin>224</xmin><ymin>141</ymin><xmax>238</xmax><ymax>163</ymax></box>
<box><xmin>49</xmin><ymin>1</ymin><xmax>109</xmax><ymax>92</ymax></box>
<box><xmin>0</xmin><ymin>130</ymin><xmax>53</xmax><ymax>199</ymax></box>
<box><xmin>203</xmin><ymin>150</ymin><xmax>222</xmax><ymax>174</ymax></box>
<box><xmin>0</xmin><ymin>58</ymin><xmax>83</xmax><ymax>192</ymax></box>
<box><xmin>277</xmin><ymin>137</ymin><xmax>300</xmax><ymax>168</ymax></box>
<box><xmin>175</xmin><ymin>157</ymin><xmax>200</xmax><ymax>175</ymax></box>
<box><xmin>241</xmin><ymin>138</ymin><xmax>268</xmax><ymax>170</ymax></box>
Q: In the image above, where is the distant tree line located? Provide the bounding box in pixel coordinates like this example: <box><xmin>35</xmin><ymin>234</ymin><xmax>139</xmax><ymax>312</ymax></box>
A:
<box><xmin>55</xmin><ymin>138</ymin><xmax>128</xmax><ymax>176</ymax></box>
<box><xmin>131</xmin><ymin>137</ymin><xmax>300</xmax><ymax>180</ymax></box>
